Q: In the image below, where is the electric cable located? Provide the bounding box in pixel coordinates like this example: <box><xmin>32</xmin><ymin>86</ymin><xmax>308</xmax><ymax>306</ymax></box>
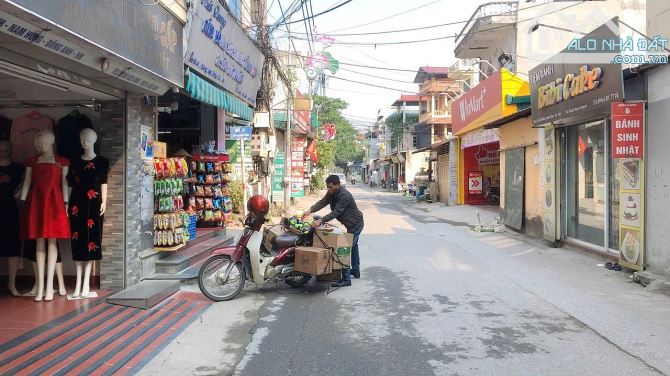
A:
<box><xmin>327</xmin><ymin>0</ymin><xmax>442</xmax><ymax>33</ymax></box>
<box><xmin>338</xmin><ymin>66</ymin><xmax>415</xmax><ymax>84</ymax></box>
<box><xmin>281</xmin><ymin>1</ymin><xmax>585</xmax><ymax>46</ymax></box>
<box><xmin>328</xmin><ymin>76</ymin><xmax>418</xmax><ymax>94</ymax></box>
<box><xmin>281</xmin><ymin>0</ymin><xmax>354</xmax><ymax>26</ymax></box>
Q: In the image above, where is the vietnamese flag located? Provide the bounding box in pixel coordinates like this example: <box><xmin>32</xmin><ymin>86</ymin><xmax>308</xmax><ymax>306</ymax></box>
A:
<box><xmin>306</xmin><ymin>139</ymin><xmax>318</xmax><ymax>163</ymax></box>
<box><xmin>578</xmin><ymin>135</ymin><xmax>587</xmax><ymax>159</ymax></box>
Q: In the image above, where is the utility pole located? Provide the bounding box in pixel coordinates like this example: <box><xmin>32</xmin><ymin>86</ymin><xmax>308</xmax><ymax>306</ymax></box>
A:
<box><xmin>284</xmin><ymin>97</ymin><xmax>292</xmax><ymax>209</ymax></box>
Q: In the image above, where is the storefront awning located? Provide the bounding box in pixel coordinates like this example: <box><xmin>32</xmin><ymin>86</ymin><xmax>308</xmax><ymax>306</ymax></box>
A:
<box><xmin>185</xmin><ymin>70</ymin><xmax>254</xmax><ymax>121</ymax></box>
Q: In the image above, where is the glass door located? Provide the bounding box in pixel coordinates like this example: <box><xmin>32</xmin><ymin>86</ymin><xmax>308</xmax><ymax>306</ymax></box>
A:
<box><xmin>564</xmin><ymin>120</ymin><xmax>607</xmax><ymax>247</ymax></box>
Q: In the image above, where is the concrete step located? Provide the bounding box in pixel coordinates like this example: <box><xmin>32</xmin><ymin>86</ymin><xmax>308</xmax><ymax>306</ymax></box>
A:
<box><xmin>105</xmin><ymin>280</ymin><xmax>180</xmax><ymax>310</ymax></box>
<box><xmin>147</xmin><ymin>259</ymin><xmax>206</xmax><ymax>284</ymax></box>
<box><xmin>153</xmin><ymin>233</ymin><xmax>234</xmax><ymax>275</ymax></box>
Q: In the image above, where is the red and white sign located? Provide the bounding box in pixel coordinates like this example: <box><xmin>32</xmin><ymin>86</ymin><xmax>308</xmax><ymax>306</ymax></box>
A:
<box><xmin>468</xmin><ymin>171</ymin><xmax>483</xmax><ymax>195</ymax></box>
<box><xmin>451</xmin><ymin>71</ymin><xmax>503</xmax><ymax>134</ymax></box>
<box><xmin>611</xmin><ymin>102</ymin><xmax>644</xmax><ymax>158</ymax></box>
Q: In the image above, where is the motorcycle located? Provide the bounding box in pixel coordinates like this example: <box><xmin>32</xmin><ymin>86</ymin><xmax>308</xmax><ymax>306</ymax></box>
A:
<box><xmin>483</xmin><ymin>186</ymin><xmax>500</xmax><ymax>205</ymax></box>
<box><xmin>198</xmin><ymin>195</ymin><xmax>332</xmax><ymax>302</ymax></box>
<box><xmin>351</xmin><ymin>178</ymin><xmax>356</xmax><ymax>185</ymax></box>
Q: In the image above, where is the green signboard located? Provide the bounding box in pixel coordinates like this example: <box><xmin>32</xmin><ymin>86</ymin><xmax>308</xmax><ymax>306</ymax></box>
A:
<box><xmin>272</xmin><ymin>152</ymin><xmax>285</xmax><ymax>202</ymax></box>
<box><xmin>225</xmin><ymin>140</ymin><xmax>252</xmax><ymax>164</ymax></box>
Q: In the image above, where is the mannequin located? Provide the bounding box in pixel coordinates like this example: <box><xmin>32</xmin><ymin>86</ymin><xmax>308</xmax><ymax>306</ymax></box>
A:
<box><xmin>19</xmin><ymin>130</ymin><xmax>70</xmax><ymax>301</ymax></box>
<box><xmin>67</xmin><ymin>128</ymin><xmax>108</xmax><ymax>299</ymax></box>
<box><xmin>0</xmin><ymin>140</ymin><xmax>22</xmax><ymax>296</ymax></box>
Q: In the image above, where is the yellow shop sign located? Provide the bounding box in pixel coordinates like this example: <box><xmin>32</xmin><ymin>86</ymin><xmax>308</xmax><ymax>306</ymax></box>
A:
<box><xmin>537</xmin><ymin>65</ymin><xmax>602</xmax><ymax>109</ymax></box>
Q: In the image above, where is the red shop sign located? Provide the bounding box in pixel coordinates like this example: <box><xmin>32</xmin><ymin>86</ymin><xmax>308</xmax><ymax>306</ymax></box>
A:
<box><xmin>468</xmin><ymin>171</ymin><xmax>483</xmax><ymax>195</ymax></box>
<box><xmin>611</xmin><ymin>102</ymin><xmax>644</xmax><ymax>158</ymax></box>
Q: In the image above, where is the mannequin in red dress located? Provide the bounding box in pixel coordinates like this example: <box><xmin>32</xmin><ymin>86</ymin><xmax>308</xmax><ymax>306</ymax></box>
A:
<box><xmin>19</xmin><ymin>130</ymin><xmax>70</xmax><ymax>302</ymax></box>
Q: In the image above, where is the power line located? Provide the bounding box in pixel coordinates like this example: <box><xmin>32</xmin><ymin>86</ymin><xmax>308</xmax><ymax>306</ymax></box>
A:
<box><xmin>329</xmin><ymin>76</ymin><xmax>418</xmax><ymax>94</ymax></box>
<box><xmin>282</xmin><ymin>0</ymin><xmax>354</xmax><ymax>26</ymax></box>
<box><xmin>284</xmin><ymin>1</ymin><xmax>586</xmax><ymax>46</ymax></box>
<box><xmin>326</xmin><ymin>0</ymin><xmax>442</xmax><ymax>33</ymax></box>
<box><xmin>278</xmin><ymin>16</ymin><xmax>467</xmax><ymax>37</ymax></box>
<box><xmin>273</xmin><ymin>49</ymin><xmax>420</xmax><ymax>72</ymax></box>
<box><xmin>338</xmin><ymin>66</ymin><xmax>415</xmax><ymax>84</ymax></box>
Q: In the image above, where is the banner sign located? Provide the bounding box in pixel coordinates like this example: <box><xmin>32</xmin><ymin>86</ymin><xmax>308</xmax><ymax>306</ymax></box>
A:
<box><xmin>0</xmin><ymin>6</ymin><xmax>180</xmax><ymax>94</ymax></box>
<box><xmin>272</xmin><ymin>152</ymin><xmax>285</xmax><ymax>203</ymax></box>
<box><xmin>611</xmin><ymin>102</ymin><xmax>644</xmax><ymax>158</ymax></box>
<box><xmin>185</xmin><ymin>0</ymin><xmax>264</xmax><ymax>106</ymax></box>
<box><xmin>529</xmin><ymin>20</ymin><xmax>623</xmax><ymax>127</ymax></box>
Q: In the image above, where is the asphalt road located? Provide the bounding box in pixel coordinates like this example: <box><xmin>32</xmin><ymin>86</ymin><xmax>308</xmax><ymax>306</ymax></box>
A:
<box><xmin>229</xmin><ymin>187</ymin><xmax>668</xmax><ymax>376</ymax></box>
<box><xmin>139</xmin><ymin>186</ymin><xmax>670</xmax><ymax>376</ymax></box>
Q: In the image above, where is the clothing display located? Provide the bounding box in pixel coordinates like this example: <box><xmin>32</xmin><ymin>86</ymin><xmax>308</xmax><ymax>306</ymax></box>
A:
<box><xmin>67</xmin><ymin>155</ymin><xmax>109</xmax><ymax>261</ymax></box>
<box><xmin>0</xmin><ymin>162</ymin><xmax>24</xmax><ymax>257</ymax></box>
<box><xmin>9</xmin><ymin>112</ymin><xmax>54</xmax><ymax>164</ymax></box>
<box><xmin>56</xmin><ymin>112</ymin><xmax>94</xmax><ymax>163</ymax></box>
<box><xmin>23</xmin><ymin>155</ymin><xmax>70</xmax><ymax>240</ymax></box>
<box><xmin>0</xmin><ymin>116</ymin><xmax>11</xmax><ymax>141</ymax></box>
<box><xmin>23</xmin><ymin>240</ymin><xmax>63</xmax><ymax>262</ymax></box>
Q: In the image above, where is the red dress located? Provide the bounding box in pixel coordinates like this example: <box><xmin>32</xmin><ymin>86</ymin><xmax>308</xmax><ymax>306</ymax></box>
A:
<box><xmin>23</xmin><ymin>155</ymin><xmax>70</xmax><ymax>239</ymax></box>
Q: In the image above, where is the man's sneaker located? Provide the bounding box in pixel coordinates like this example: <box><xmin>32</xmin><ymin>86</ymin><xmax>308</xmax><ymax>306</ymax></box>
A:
<box><xmin>331</xmin><ymin>280</ymin><xmax>351</xmax><ymax>287</ymax></box>
<box><xmin>352</xmin><ymin>270</ymin><xmax>360</xmax><ymax>279</ymax></box>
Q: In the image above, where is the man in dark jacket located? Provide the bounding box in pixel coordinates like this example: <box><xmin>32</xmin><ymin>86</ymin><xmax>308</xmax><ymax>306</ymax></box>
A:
<box><xmin>302</xmin><ymin>174</ymin><xmax>364</xmax><ymax>287</ymax></box>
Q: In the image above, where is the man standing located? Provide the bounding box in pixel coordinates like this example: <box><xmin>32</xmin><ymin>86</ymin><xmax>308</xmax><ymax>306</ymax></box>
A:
<box><xmin>302</xmin><ymin>174</ymin><xmax>364</xmax><ymax>287</ymax></box>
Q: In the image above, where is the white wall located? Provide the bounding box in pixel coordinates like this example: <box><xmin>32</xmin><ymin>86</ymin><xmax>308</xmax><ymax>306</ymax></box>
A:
<box><xmin>516</xmin><ymin>0</ymin><xmax>647</xmax><ymax>76</ymax></box>
<box><xmin>645</xmin><ymin>65</ymin><xmax>670</xmax><ymax>276</ymax></box>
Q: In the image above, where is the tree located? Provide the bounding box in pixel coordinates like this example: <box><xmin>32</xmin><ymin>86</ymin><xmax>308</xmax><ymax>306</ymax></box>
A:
<box><xmin>313</xmin><ymin>96</ymin><xmax>365</xmax><ymax>165</ymax></box>
<box><xmin>385</xmin><ymin>112</ymin><xmax>419</xmax><ymax>149</ymax></box>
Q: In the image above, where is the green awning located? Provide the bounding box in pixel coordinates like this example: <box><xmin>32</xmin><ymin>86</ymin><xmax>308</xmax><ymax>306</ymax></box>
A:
<box><xmin>185</xmin><ymin>70</ymin><xmax>254</xmax><ymax>121</ymax></box>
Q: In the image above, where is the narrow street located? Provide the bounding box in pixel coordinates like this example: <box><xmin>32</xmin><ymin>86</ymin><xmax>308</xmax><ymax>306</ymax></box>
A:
<box><xmin>140</xmin><ymin>186</ymin><xmax>670</xmax><ymax>376</ymax></box>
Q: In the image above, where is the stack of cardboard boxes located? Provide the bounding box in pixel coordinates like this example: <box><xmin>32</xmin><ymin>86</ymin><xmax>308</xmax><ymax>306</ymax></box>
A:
<box><xmin>263</xmin><ymin>225</ymin><xmax>354</xmax><ymax>280</ymax></box>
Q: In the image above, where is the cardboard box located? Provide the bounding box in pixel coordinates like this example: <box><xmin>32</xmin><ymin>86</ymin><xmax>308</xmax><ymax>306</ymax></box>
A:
<box><xmin>153</xmin><ymin>141</ymin><xmax>167</xmax><ymax>158</ymax></box>
<box><xmin>313</xmin><ymin>228</ymin><xmax>353</xmax><ymax>269</ymax></box>
<box><xmin>262</xmin><ymin>225</ymin><xmax>285</xmax><ymax>251</ymax></box>
<box><xmin>295</xmin><ymin>247</ymin><xmax>332</xmax><ymax>275</ymax></box>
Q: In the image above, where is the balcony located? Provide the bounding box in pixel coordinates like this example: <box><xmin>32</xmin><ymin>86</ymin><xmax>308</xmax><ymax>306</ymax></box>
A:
<box><xmin>454</xmin><ymin>2</ymin><xmax>517</xmax><ymax>59</ymax></box>
<box><xmin>419</xmin><ymin>78</ymin><xmax>463</xmax><ymax>96</ymax></box>
<box><xmin>419</xmin><ymin>107</ymin><xmax>452</xmax><ymax>125</ymax></box>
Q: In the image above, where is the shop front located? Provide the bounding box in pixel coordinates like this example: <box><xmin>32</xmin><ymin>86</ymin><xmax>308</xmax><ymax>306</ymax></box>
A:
<box><xmin>0</xmin><ymin>1</ymin><xmax>183</xmax><ymax>293</ymax></box>
<box><xmin>529</xmin><ymin>20</ymin><xmax>646</xmax><ymax>270</ymax></box>
<box><xmin>451</xmin><ymin>69</ymin><xmax>529</xmax><ymax>205</ymax></box>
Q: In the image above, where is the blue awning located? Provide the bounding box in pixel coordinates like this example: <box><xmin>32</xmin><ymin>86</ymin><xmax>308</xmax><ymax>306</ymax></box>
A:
<box><xmin>185</xmin><ymin>70</ymin><xmax>254</xmax><ymax>121</ymax></box>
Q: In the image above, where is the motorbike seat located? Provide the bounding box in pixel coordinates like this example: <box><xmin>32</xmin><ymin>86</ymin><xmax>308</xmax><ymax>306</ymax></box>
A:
<box><xmin>273</xmin><ymin>233</ymin><xmax>299</xmax><ymax>248</ymax></box>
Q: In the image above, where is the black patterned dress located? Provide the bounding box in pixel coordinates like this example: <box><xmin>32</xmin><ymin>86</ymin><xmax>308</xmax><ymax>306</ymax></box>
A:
<box><xmin>67</xmin><ymin>156</ymin><xmax>109</xmax><ymax>261</ymax></box>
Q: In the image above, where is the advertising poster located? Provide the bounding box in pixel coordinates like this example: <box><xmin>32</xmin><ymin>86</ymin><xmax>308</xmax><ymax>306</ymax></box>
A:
<box><xmin>614</xmin><ymin>103</ymin><xmax>646</xmax><ymax>270</ymax></box>
<box><xmin>543</xmin><ymin>125</ymin><xmax>557</xmax><ymax>243</ymax></box>
<box><xmin>291</xmin><ymin>137</ymin><xmax>305</xmax><ymax>198</ymax></box>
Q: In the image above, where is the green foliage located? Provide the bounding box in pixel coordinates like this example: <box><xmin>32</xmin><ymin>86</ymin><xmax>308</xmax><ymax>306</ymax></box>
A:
<box><xmin>229</xmin><ymin>179</ymin><xmax>244</xmax><ymax>213</ymax></box>
<box><xmin>316</xmin><ymin>140</ymin><xmax>334</xmax><ymax>169</ymax></box>
<box><xmin>314</xmin><ymin>95</ymin><xmax>365</xmax><ymax>164</ymax></box>
<box><xmin>385</xmin><ymin>112</ymin><xmax>419</xmax><ymax>149</ymax></box>
<box><xmin>311</xmin><ymin>170</ymin><xmax>326</xmax><ymax>190</ymax></box>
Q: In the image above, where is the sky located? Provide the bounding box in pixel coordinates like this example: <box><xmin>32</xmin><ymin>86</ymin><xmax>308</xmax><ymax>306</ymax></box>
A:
<box><xmin>267</xmin><ymin>0</ymin><xmax>492</xmax><ymax>131</ymax></box>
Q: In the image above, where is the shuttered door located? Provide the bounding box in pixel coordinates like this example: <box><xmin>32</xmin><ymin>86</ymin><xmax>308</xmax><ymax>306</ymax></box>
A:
<box><xmin>437</xmin><ymin>154</ymin><xmax>450</xmax><ymax>204</ymax></box>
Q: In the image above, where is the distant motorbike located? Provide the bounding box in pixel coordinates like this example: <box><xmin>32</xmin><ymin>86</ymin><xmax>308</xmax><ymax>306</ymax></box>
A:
<box><xmin>483</xmin><ymin>186</ymin><xmax>500</xmax><ymax>205</ymax></box>
<box><xmin>351</xmin><ymin>178</ymin><xmax>356</xmax><ymax>185</ymax></box>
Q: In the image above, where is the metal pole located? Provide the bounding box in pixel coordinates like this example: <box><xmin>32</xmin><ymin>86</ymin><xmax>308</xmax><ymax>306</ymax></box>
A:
<box><xmin>284</xmin><ymin>99</ymin><xmax>292</xmax><ymax>209</ymax></box>
<box><xmin>241</xmin><ymin>137</ymin><xmax>247</xmax><ymax>218</ymax></box>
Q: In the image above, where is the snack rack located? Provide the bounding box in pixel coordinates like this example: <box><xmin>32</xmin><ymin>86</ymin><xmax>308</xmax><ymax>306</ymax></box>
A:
<box><xmin>153</xmin><ymin>157</ymin><xmax>191</xmax><ymax>251</ymax></box>
<box><xmin>188</xmin><ymin>154</ymin><xmax>233</xmax><ymax>228</ymax></box>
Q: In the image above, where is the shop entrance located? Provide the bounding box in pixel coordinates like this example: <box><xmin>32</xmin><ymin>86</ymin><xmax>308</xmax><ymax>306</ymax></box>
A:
<box><xmin>463</xmin><ymin>142</ymin><xmax>500</xmax><ymax>204</ymax></box>
<box><xmin>0</xmin><ymin>57</ymin><xmax>124</xmax><ymax>291</ymax></box>
<box><xmin>561</xmin><ymin>120</ymin><xmax>620</xmax><ymax>252</ymax></box>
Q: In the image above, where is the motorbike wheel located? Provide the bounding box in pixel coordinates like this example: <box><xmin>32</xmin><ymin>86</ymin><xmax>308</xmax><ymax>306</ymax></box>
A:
<box><xmin>198</xmin><ymin>255</ymin><xmax>245</xmax><ymax>302</ymax></box>
<box><xmin>284</xmin><ymin>272</ymin><xmax>310</xmax><ymax>288</ymax></box>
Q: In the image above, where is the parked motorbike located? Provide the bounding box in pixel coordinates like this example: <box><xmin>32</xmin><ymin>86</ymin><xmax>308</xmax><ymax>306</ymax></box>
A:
<box><xmin>369</xmin><ymin>181</ymin><xmax>377</xmax><ymax>188</ymax></box>
<box><xmin>198</xmin><ymin>195</ymin><xmax>332</xmax><ymax>302</ymax></box>
<box><xmin>483</xmin><ymin>186</ymin><xmax>500</xmax><ymax>205</ymax></box>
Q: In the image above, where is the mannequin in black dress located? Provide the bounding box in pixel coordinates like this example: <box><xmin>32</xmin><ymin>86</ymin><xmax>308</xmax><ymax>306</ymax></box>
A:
<box><xmin>67</xmin><ymin>129</ymin><xmax>108</xmax><ymax>299</ymax></box>
<box><xmin>0</xmin><ymin>141</ymin><xmax>23</xmax><ymax>296</ymax></box>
